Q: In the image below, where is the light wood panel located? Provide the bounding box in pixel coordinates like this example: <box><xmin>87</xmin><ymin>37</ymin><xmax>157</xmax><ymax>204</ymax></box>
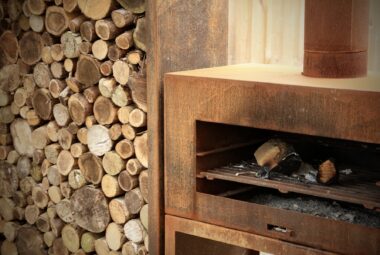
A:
<box><xmin>229</xmin><ymin>0</ymin><xmax>380</xmax><ymax>73</ymax></box>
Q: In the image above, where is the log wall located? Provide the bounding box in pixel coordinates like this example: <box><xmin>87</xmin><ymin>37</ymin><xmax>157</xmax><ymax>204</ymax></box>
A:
<box><xmin>0</xmin><ymin>0</ymin><xmax>149</xmax><ymax>254</ymax></box>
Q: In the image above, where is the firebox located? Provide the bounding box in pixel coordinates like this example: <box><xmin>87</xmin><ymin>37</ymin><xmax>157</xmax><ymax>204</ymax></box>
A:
<box><xmin>164</xmin><ymin>64</ymin><xmax>380</xmax><ymax>254</ymax></box>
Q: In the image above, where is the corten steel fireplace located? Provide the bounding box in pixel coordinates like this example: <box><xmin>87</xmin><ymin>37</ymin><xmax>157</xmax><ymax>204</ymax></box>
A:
<box><xmin>164</xmin><ymin>64</ymin><xmax>380</xmax><ymax>254</ymax></box>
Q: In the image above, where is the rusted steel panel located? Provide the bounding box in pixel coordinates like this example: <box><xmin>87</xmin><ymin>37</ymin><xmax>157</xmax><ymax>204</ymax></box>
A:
<box><xmin>147</xmin><ymin>1</ymin><xmax>228</xmax><ymax>254</ymax></box>
<box><xmin>303</xmin><ymin>0</ymin><xmax>370</xmax><ymax>77</ymax></box>
<box><xmin>166</xmin><ymin>215</ymin><xmax>338</xmax><ymax>255</ymax></box>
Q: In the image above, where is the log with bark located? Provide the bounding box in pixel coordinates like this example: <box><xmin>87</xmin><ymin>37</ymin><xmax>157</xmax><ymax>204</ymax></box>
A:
<box><xmin>1</xmin><ymin>1</ymin><xmax>149</xmax><ymax>253</ymax></box>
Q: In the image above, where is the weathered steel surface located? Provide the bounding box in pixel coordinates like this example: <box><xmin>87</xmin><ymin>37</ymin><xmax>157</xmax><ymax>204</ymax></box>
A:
<box><xmin>166</xmin><ymin>215</ymin><xmax>338</xmax><ymax>255</ymax></box>
<box><xmin>303</xmin><ymin>0</ymin><xmax>369</xmax><ymax>77</ymax></box>
<box><xmin>164</xmin><ymin>64</ymin><xmax>380</xmax><ymax>254</ymax></box>
<box><xmin>146</xmin><ymin>1</ymin><xmax>228</xmax><ymax>254</ymax></box>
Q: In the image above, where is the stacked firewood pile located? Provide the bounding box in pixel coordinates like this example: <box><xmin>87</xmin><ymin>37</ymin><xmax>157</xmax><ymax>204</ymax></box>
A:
<box><xmin>0</xmin><ymin>0</ymin><xmax>148</xmax><ymax>254</ymax></box>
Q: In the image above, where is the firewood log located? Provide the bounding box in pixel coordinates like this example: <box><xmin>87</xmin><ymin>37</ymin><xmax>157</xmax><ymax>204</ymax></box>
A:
<box><xmin>63</xmin><ymin>58</ymin><xmax>76</xmax><ymax>73</ymax></box>
<box><xmin>43</xmin><ymin>231</ymin><xmax>56</xmax><ymax>247</ymax></box>
<box><xmin>99</xmin><ymin>77</ymin><xmax>117</xmax><ymax>98</ymax></box>
<box><xmin>68</xmin><ymin>93</ymin><xmax>92</xmax><ymax>125</ymax></box>
<box><xmin>102</xmin><ymin>174</ymin><xmax>123</xmax><ymax>198</ymax></box>
<box><xmin>32</xmin><ymin>88</ymin><xmax>53</xmax><ymax>120</ymax></box>
<box><xmin>87</xmin><ymin>125</ymin><xmax>112</xmax><ymax>156</ymax></box>
<box><xmin>29</xmin><ymin>15</ymin><xmax>44</xmax><ymax>32</ymax></box>
<box><xmin>0</xmin><ymin>90</ymin><xmax>11</xmax><ymax>107</ymax></box>
<box><xmin>52</xmin><ymin>238</ymin><xmax>69</xmax><ymax>255</ymax></box>
<box><xmin>78</xmin><ymin>0</ymin><xmax>115</xmax><ymax>20</ymax></box>
<box><xmin>116</xmin><ymin>0</ymin><xmax>146</xmax><ymax>14</ymax></box>
<box><xmin>0</xmin><ymin>30</ymin><xmax>19</xmax><ymax>64</ymax></box>
<box><xmin>51</xmin><ymin>62</ymin><xmax>67</xmax><ymax>79</ymax></box>
<box><xmin>3</xmin><ymin>222</ymin><xmax>20</xmax><ymax>242</ymax></box>
<box><xmin>47</xmin><ymin>165</ymin><xmax>64</xmax><ymax>186</ymax></box>
<box><xmin>62</xmin><ymin>224</ymin><xmax>83</xmax><ymax>252</ymax></box>
<box><xmin>118</xmin><ymin>170</ymin><xmax>138</xmax><ymax>192</ymax></box>
<box><xmin>109</xmin><ymin>123</ymin><xmax>122</xmax><ymax>140</ymax></box>
<box><xmin>1</xmin><ymin>240</ymin><xmax>18</xmax><ymax>255</ymax></box>
<box><xmin>139</xmin><ymin>170</ymin><xmax>149</xmax><ymax>203</ymax></box>
<box><xmin>111</xmin><ymin>9</ymin><xmax>136</xmax><ymax>28</ymax></box>
<box><xmin>51</xmin><ymin>44</ymin><xmax>64</xmax><ymax>62</ymax></box>
<box><xmin>78</xmin><ymin>152</ymin><xmax>103</xmax><ymax>184</ymax></box>
<box><xmin>41</xmin><ymin>46</ymin><xmax>54</xmax><ymax>64</ymax></box>
<box><xmin>106</xmin><ymin>222</ymin><xmax>126</xmax><ymax>251</ymax></box>
<box><xmin>6</xmin><ymin>150</ymin><xmax>19</xmax><ymax>164</ymax></box>
<box><xmin>92</xmin><ymin>39</ymin><xmax>110</xmax><ymax>60</ymax></box>
<box><xmin>94</xmin><ymin>238</ymin><xmax>110</xmax><ymax>255</ymax></box>
<box><xmin>113</xmin><ymin>59</ymin><xmax>130</xmax><ymax>85</ymax></box>
<box><xmin>129</xmin><ymin>108</ymin><xmax>147</xmax><ymax>127</ymax></box>
<box><xmin>10</xmin><ymin>119</ymin><xmax>34</xmax><ymax>157</ymax></box>
<box><xmin>61</xmin><ymin>31</ymin><xmax>82</xmax><ymax>58</ymax></box>
<box><xmin>116</xmin><ymin>31</ymin><xmax>134</xmax><ymax>50</ymax></box>
<box><xmin>53</xmin><ymin>103</ymin><xmax>70</xmax><ymax>127</ymax></box>
<box><xmin>102</xmin><ymin>151</ymin><xmax>124</xmax><ymax>176</ymax></box>
<box><xmin>81</xmin><ymin>232</ymin><xmax>101</xmax><ymax>253</ymax></box>
<box><xmin>140</xmin><ymin>204</ymin><xmax>148</xmax><ymax>231</ymax></box>
<box><xmin>112</xmin><ymin>85</ymin><xmax>132</xmax><ymax>107</ymax></box>
<box><xmin>32</xmin><ymin>186</ymin><xmax>49</xmax><ymax>209</ymax></box>
<box><xmin>31</xmin><ymin>126</ymin><xmax>50</xmax><ymax>149</ymax></box>
<box><xmin>133</xmin><ymin>18</ymin><xmax>146</xmax><ymax>51</ymax></box>
<box><xmin>117</xmin><ymin>105</ymin><xmax>134</xmax><ymax>124</ymax></box>
<box><xmin>100</xmin><ymin>60</ymin><xmax>113</xmax><ymax>76</ymax></box>
<box><xmin>122</xmin><ymin>124</ymin><xmax>144</xmax><ymax>141</ymax></box>
<box><xmin>70</xmin><ymin>143</ymin><xmax>87</xmax><ymax>158</ymax></box>
<box><xmin>63</xmin><ymin>0</ymin><xmax>79</xmax><ymax>13</ymax></box>
<box><xmin>127</xmin><ymin>49</ymin><xmax>144</xmax><ymax>65</ymax></box>
<box><xmin>134</xmin><ymin>132</ymin><xmax>148</xmax><ymax>168</ymax></box>
<box><xmin>75</xmin><ymin>54</ymin><xmax>101</xmax><ymax>86</ymax></box>
<box><xmin>56</xmin><ymin>199</ymin><xmax>74</xmax><ymax>223</ymax></box>
<box><xmin>317</xmin><ymin>159</ymin><xmax>338</xmax><ymax>185</ymax></box>
<box><xmin>68</xmin><ymin>169</ymin><xmax>86</xmax><ymax>189</ymax></box>
<box><xmin>0</xmin><ymin>64</ymin><xmax>21</xmax><ymax>92</ymax></box>
<box><xmin>128</xmin><ymin>74</ymin><xmax>147</xmax><ymax>112</ymax></box>
<box><xmin>122</xmin><ymin>241</ymin><xmax>141</xmax><ymax>255</ymax></box>
<box><xmin>25</xmin><ymin>204</ymin><xmax>41</xmax><ymax>224</ymax></box>
<box><xmin>124</xmin><ymin>219</ymin><xmax>146</xmax><ymax>243</ymax></box>
<box><xmin>27</xmin><ymin>0</ymin><xmax>46</xmax><ymax>15</ymax></box>
<box><xmin>80</xmin><ymin>20</ymin><xmax>96</xmax><ymax>42</ymax></box>
<box><xmin>116</xmin><ymin>139</ymin><xmax>134</xmax><ymax>160</ymax></box>
<box><xmin>109</xmin><ymin>197</ymin><xmax>132</xmax><ymax>224</ymax></box>
<box><xmin>95</xmin><ymin>19</ymin><xmax>121</xmax><ymax>40</ymax></box>
<box><xmin>76</xmin><ymin>127</ymin><xmax>87</xmax><ymax>145</ymax></box>
<box><xmin>45</xmin><ymin>143</ymin><xmax>62</xmax><ymax>164</ymax></box>
<box><xmin>16</xmin><ymin>226</ymin><xmax>45</xmax><ymax>255</ymax></box>
<box><xmin>13</xmin><ymin>88</ymin><xmax>28</xmax><ymax>107</ymax></box>
<box><xmin>47</xmin><ymin>121</ymin><xmax>59</xmax><ymax>142</ymax></box>
<box><xmin>19</xmin><ymin>31</ymin><xmax>43</xmax><ymax>65</ymax></box>
<box><xmin>57</xmin><ymin>150</ymin><xmax>76</xmax><ymax>176</ymax></box>
<box><xmin>70</xmin><ymin>186</ymin><xmax>110</xmax><ymax>233</ymax></box>
<box><xmin>93</xmin><ymin>96</ymin><xmax>118</xmax><ymax>125</ymax></box>
<box><xmin>36</xmin><ymin>212</ymin><xmax>51</xmax><ymax>232</ymax></box>
<box><xmin>48</xmin><ymin>185</ymin><xmax>63</xmax><ymax>204</ymax></box>
<box><xmin>49</xmin><ymin>79</ymin><xmax>66</xmax><ymax>99</ymax></box>
<box><xmin>83</xmin><ymin>86</ymin><xmax>99</xmax><ymax>103</ymax></box>
<box><xmin>108</xmin><ymin>44</ymin><xmax>126</xmax><ymax>61</ymax></box>
<box><xmin>33</xmin><ymin>149</ymin><xmax>45</xmax><ymax>165</ymax></box>
<box><xmin>26</xmin><ymin>109</ymin><xmax>41</xmax><ymax>126</ymax></box>
<box><xmin>19</xmin><ymin>176</ymin><xmax>36</xmax><ymax>195</ymax></box>
<box><xmin>45</xmin><ymin>6</ymin><xmax>73</xmax><ymax>36</ymax></box>
<box><xmin>57</xmin><ymin>128</ymin><xmax>73</xmax><ymax>150</ymax></box>
<box><xmin>124</xmin><ymin>187</ymin><xmax>144</xmax><ymax>215</ymax></box>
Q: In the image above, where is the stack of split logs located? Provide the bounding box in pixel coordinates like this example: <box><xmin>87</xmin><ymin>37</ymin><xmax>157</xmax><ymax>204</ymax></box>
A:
<box><xmin>0</xmin><ymin>0</ymin><xmax>148</xmax><ymax>254</ymax></box>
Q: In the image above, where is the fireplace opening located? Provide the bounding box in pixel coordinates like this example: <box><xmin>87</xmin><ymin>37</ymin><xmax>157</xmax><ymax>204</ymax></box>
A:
<box><xmin>195</xmin><ymin>121</ymin><xmax>380</xmax><ymax>227</ymax></box>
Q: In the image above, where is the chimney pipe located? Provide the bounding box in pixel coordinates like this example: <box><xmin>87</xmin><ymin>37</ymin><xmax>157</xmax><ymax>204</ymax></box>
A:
<box><xmin>303</xmin><ymin>0</ymin><xmax>369</xmax><ymax>78</ymax></box>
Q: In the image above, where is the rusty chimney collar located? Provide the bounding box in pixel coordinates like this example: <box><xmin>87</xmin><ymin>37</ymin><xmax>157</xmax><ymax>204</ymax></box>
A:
<box><xmin>302</xmin><ymin>0</ymin><xmax>369</xmax><ymax>78</ymax></box>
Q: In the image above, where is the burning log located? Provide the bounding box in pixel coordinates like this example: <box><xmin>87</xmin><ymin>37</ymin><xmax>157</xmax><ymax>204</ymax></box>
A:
<box><xmin>317</xmin><ymin>159</ymin><xmax>338</xmax><ymax>185</ymax></box>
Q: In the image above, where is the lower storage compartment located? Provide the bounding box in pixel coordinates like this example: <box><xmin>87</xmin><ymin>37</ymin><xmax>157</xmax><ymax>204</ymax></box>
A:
<box><xmin>192</xmin><ymin>190</ymin><xmax>380</xmax><ymax>255</ymax></box>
